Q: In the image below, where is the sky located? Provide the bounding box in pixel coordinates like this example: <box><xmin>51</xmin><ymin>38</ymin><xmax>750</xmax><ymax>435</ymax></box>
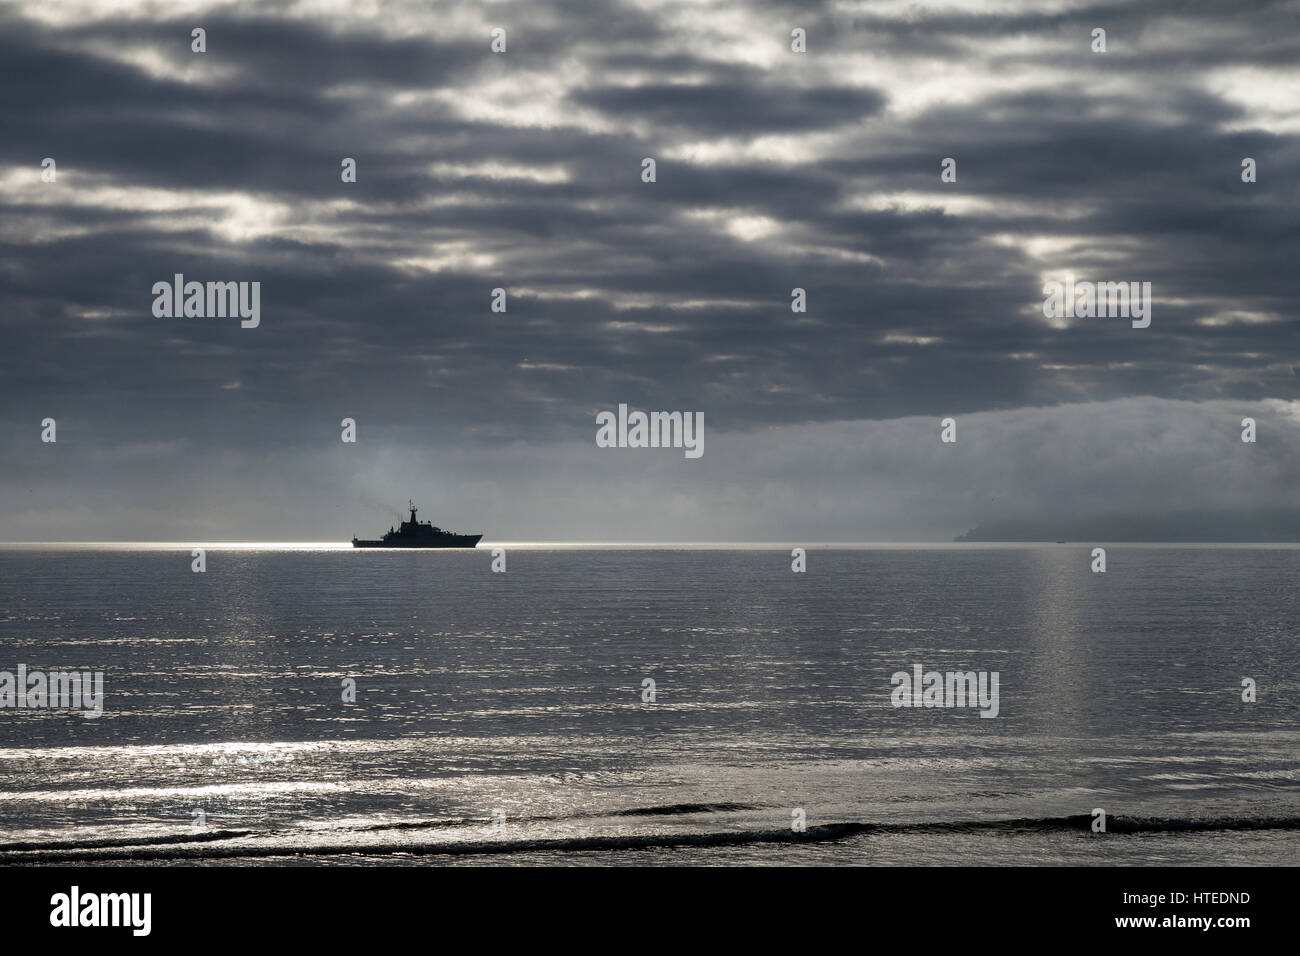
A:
<box><xmin>1</xmin><ymin>0</ymin><xmax>1298</xmax><ymax>542</ymax></box>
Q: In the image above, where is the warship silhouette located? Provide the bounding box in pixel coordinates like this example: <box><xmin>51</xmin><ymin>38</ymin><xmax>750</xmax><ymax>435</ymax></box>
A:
<box><xmin>352</xmin><ymin>501</ymin><xmax>482</xmax><ymax>548</ymax></box>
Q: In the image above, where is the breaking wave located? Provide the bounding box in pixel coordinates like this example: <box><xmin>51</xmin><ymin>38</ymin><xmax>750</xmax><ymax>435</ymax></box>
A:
<box><xmin>4</xmin><ymin>808</ymin><xmax>1299</xmax><ymax>864</ymax></box>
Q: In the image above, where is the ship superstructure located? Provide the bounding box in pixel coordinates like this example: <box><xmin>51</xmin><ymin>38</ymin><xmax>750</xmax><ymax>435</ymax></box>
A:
<box><xmin>352</xmin><ymin>502</ymin><xmax>482</xmax><ymax>548</ymax></box>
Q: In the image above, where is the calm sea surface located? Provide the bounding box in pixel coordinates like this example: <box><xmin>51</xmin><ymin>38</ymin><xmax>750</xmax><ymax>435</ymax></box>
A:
<box><xmin>0</xmin><ymin>545</ymin><xmax>1297</xmax><ymax>865</ymax></box>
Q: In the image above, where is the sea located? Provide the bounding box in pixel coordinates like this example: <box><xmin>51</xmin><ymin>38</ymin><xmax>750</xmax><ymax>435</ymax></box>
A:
<box><xmin>0</xmin><ymin>544</ymin><xmax>1297</xmax><ymax>866</ymax></box>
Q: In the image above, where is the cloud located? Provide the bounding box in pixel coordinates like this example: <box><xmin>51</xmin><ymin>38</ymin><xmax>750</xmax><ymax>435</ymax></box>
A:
<box><xmin>1</xmin><ymin>0</ymin><xmax>1297</xmax><ymax>538</ymax></box>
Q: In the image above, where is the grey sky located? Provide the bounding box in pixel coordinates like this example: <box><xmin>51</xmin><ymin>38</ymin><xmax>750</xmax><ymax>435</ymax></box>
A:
<box><xmin>2</xmin><ymin>0</ymin><xmax>1297</xmax><ymax>540</ymax></box>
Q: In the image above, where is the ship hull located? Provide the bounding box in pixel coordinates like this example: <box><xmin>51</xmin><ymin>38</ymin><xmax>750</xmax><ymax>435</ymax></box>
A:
<box><xmin>352</xmin><ymin>535</ymin><xmax>482</xmax><ymax>549</ymax></box>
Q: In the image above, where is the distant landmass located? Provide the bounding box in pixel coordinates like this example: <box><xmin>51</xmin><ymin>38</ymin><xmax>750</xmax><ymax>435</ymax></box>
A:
<box><xmin>954</xmin><ymin>509</ymin><xmax>1300</xmax><ymax>542</ymax></box>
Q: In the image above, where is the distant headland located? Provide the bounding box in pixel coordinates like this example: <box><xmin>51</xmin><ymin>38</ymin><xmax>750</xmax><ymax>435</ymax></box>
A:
<box><xmin>954</xmin><ymin>509</ymin><xmax>1300</xmax><ymax>543</ymax></box>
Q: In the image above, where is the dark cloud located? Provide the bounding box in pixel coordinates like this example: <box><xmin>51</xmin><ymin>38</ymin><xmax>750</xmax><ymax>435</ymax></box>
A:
<box><xmin>571</xmin><ymin>81</ymin><xmax>887</xmax><ymax>133</ymax></box>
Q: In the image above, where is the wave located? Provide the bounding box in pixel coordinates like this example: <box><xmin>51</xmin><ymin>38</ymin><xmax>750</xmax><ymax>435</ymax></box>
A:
<box><xmin>4</xmin><ymin>810</ymin><xmax>1299</xmax><ymax>864</ymax></box>
<box><xmin>612</xmin><ymin>802</ymin><xmax>759</xmax><ymax>816</ymax></box>
<box><xmin>0</xmin><ymin>829</ymin><xmax>253</xmax><ymax>853</ymax></box>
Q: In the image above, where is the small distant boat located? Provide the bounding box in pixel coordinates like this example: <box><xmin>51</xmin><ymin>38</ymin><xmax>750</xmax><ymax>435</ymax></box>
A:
<box><xmin>1055</xmin><ymin>540</ymin><xmax>1067</xmax><ymax>544</ymax></box>
<box><xmin>352</xmin><ymin>501</ymin><xmax>482</xmax><ymax>549</ymax></box>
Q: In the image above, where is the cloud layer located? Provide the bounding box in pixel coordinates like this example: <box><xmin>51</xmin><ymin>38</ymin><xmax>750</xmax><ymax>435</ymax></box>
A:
<box><xmin>2</xmin><ymin>0</ymin><xmax>1297</xmax><ymax>539</ymax></box>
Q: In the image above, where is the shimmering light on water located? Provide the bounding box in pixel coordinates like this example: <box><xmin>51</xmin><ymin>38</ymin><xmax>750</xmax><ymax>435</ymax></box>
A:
<box><xmin>1</xmin><ymin>546</ymin><xmax>1297</xmax><ymax>865</ymax></box>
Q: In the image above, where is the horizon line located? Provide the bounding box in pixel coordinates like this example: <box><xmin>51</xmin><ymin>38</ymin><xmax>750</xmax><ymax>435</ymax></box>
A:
<box><xmin>3</xmin><ymin>540</ymin><xmax>1300</xmax><ymax>549</ymax></box>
